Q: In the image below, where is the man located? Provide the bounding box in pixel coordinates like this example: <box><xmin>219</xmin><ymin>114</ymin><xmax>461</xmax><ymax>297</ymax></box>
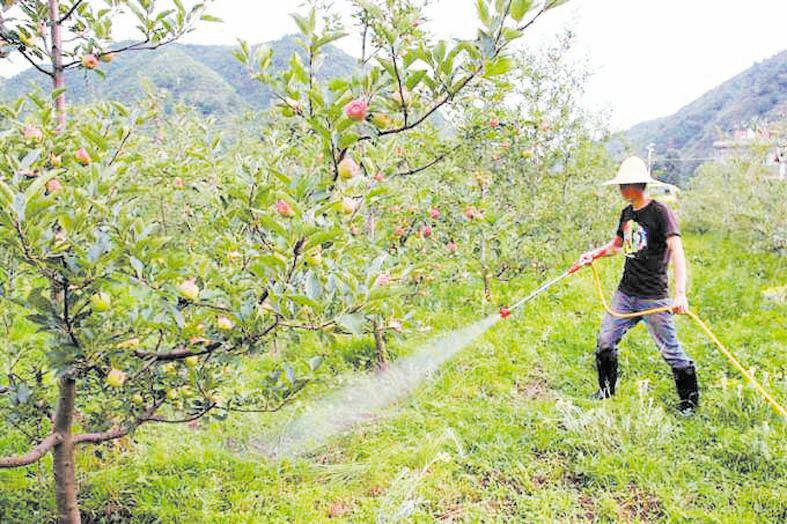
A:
<box><xmin>575</xmin><ymin>156</ymin><xmax>699</xmax><ymax>412</ymax></box>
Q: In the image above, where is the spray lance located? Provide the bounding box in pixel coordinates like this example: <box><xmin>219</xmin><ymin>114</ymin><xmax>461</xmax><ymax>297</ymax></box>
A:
<box><xmin>498</xmin><ymin>249</ymin><xmax>605</xmax><ymax>319</ymax></box>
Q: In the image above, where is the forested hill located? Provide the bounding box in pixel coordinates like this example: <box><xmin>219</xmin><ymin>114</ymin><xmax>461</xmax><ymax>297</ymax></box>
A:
<box><xmin>619</xmin><ymin>49</ymin><xmax>786</xmax><ymax>183</ymax></box>
<box><xmin>0</xmin><ymin>35</ymin><xmax>357</xmax><ymax>115</ymax></box>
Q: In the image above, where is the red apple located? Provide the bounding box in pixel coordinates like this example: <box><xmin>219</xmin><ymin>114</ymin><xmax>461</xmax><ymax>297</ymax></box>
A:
<box><xmin>22</xmin><ymin>125</ymin><xmax>43</xmax><ymax>141</ymax></box>
<box><xmin>500</xmin><ymin>307</ymin><xmax>512</xmax><ymax>319</ymax></box>
<box><xmin>429</xmin><ymin>207</ymin><xmax>440</xmax><ymax>220</ymax></box>
<box><xmin>46</xmin><ymin>178</ymin><xmax>62</xmax><ymax>193</ymax></box>
<box><xmin>174</xmin><ymin>177</ymin><xmax>185</xmax><ymax>189</ymax></box>
<box><xmin>338</xmin><ymin>157</ymin><xmax>360</xmax><ymax>180</ymax></box>
<box><xmin>81</xmin><ymin>54</ymin><xmax>99</xmax><ymax>69</ymax></box>
<box><xmin>393</xmin><ymin>226</ymin><xmax>405</xmax><ymax>237</ymax></box>
<box><xmin>177</xmin><ymin>279</ymin><xmax>200</xmax><ymax>301</ymax></box>
<box><xmin>75</xmin><ymin>147</ymin><xmax>91</xmax><ymax>166</ymax></box>
<box><xmin>275</xmin><ymin>199</ymin><xmax>296</xmax><ymax>218</ymax></box>
<box><xmin>374</xmin><ymin>172</ymin><xmax>385</xmax><ymax>182</ymax></box>
<box><xmin>344</xmin><ymin>99</ymin><xmax>368</xmax><ymax>121</ymax></box>
<box><xmin>490</xmin><ymin>117</ymin><xmax>500</xmax><ymax>128</ymax></box>
<box><xmin>422</xmin><ymin>225</ymin><xmax>432</xmax><ymax>238</ymax></box>
<box><xmin>447</xmin><ymin>242</ymin><xmax>458</xmax><ymax>253</ymax></box>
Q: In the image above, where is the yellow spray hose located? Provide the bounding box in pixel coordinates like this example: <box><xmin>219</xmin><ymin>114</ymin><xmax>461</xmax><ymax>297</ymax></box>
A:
<box><xmin>585</xmin><ymin>262</ymin><xmax>787</xmax><ymax>419</ymax></box>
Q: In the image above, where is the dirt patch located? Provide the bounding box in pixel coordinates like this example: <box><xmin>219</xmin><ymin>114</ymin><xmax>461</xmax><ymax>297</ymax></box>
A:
<box><xmin>326</xmin><ymin>501</ymin><xmax>352</xmax><ymax>518</ymax></box>
<box><xmin>615</xmin><ymin>483</ymin><xmax>665</xmax><ymax>522</ymax></box>
<box><xmin>514</xmin><ymin>375</ymin><xmax>551</xmax><ymax>400</ymax></box>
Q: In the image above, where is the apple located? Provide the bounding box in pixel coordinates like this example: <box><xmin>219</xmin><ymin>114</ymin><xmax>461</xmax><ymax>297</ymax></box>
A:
<box><xmin>275</xmin><ymin>199</ymin><xmax>296</xmax><ymax>218</ymax></box>
<box><xmin>75</xmin><ymin>147</ymin><xmax>91</xmax><ymax>165</ymax></box>
<box><xmin>100</xmin><ymin>52</ymin><xmax>115</xmax><ymax>63</ymax></box>
<box><xmin>105</xmin><ymin>368</ymin><xmax>126</xmax><ymax>388</ymax></box>
<box><xmin>490</xmin><ymin>117</ymin><xmax>500</xmax><ymax>128</ymax></box>
<box><xmin>500</xmin><ymin>307</ymin><xmax>512</xmax><ymax>319</ymax></box>
<box><xmin>373</xmin><ymin>172</ymin><xmax>385</xmax><ymax>182</ymax></box>
<box><xmin>132</xmin><ymin>394</ymin><xmax>144</xmax><ymax>405</ymax></box>
<box><xmin>350</xmin><ymin>225</ymin><xmax>360</xmax><ymax>236</ymax></box>
<box><xmin>90</xmin><ymin>292</ymin><xmax>111</xmax><ymax>312</ymax></box>
<box><xmin>464</xmin><ymin>207</ymin><xmax>477</xmax><ymax>220</ymax></box>
<box><xmin>371</xmin><ymin>113</ymin><xmax>393</xmax><ymax>129</ymax></box>
<box><xmin>184</xmin><ymin>356</ymin><xmax>200</xmax><ymax>368</ymax></box>
<box><xmin>375</xmin><ymin>273</ymin><xmax>391</xmax><ymax>287</ymax></box>
<box><xmin>341</xmin><ymin>197</ymin><xmax>357</xmax><ymax>215</ymax></box>
<box><xmin>22</xmin><ymin>125</ymin><xmax>43</xmax><ymax>141</ymax></box>
<box><xmin>306</xmin><ymin>246</ymin><xmax>323</xmax><ymax>266</ymax></box>
<box><xmin>429</xmin><ymin>207</ymin><xmax>440</xmax><ymax>220</ymax></box>
<box><xmin>447</xmin><ymin>241</ymin><xmax>458</xmax><ymax>253</ymax></box>
<box><xmin>81</xmin><ymin>54</ymin><xmax>99</xmax><ymax>69</ymax></box>
<box><xmin>166</xmin><ymin>388</ymin><xmax>179</xmax><ymax>400</ymax></box>
<box><xmin>338</xmin><ymin>157</ymin><xmax>360</xmax><ymax>180</ymax></box>
<box><xmin>177</xmin><ymin>278</ymin><xmax>200</xmax><ymax>301</ymax></box>
<box><xmin>521</xmin><ymin>148</ymin><xmax>534</xmax><ymax>159</ymax></box>
<box><xmin>217</xmin><ymin>316</ymin><xmax>235</xmax><ymax>331</ymax></box>
<box><xmin>46</xmin><ymin>178</ymin><xmax>63</xmax><ymax>194</ymax></box>
<box><xmin>174</xmin><ymin>177</ymin><xmax>185</xmax><ymax>189</ymax></box>
<box><xmin>389</xmin><ymin>319</ymin><xmax>403</xmax><ymax>333</ymax></box>
<box><xmin>117</xmin><ymin>337</ymin><xmax>140</xmax><ymax>349</ymax></box>
<box><xmin>393</xmin><ymin>226</ymin><xmax>405</xmax><ymax>237</ymax></box>
<box><xmin>344</xmin><ymin>99</ymin><xmax>368</xmax><ymax>121</ymax></box>
<box><xmin>422</xmin><ymin>225</ymin><xmax>432</xmax><ymax>238</ymax></box>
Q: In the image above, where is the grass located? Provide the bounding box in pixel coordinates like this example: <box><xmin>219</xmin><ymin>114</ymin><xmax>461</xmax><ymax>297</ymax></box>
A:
<box><xmin>2</xmin><ymin>234</ymin><xmax>786</xmax><ymax>522</ymax></box>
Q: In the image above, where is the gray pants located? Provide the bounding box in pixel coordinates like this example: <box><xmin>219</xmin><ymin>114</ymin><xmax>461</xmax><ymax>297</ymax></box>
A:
<box><xmin>596</xmin><ymin>290</ymin><xmax>694</xmax><ymax>369</ymax></box>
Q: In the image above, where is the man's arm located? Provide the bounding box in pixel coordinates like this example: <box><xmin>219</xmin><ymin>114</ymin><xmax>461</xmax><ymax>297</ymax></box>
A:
<box><xmin>577</xmin><ymin>236</ymin><xmax>623</xmax><ymax>266</ymax></box>
<box><xmin>667</xmin><ymin>235</ymin><xmax>688</xmax><ymax>314</ymax></box>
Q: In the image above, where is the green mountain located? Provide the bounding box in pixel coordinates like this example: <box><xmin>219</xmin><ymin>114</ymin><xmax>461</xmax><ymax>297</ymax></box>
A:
<box><xmin>618</xmin><ymin>49</ymin><xmax>787</xmax><ymax>184</ymax></box>
<box><xmin>1</xmin><ymin>35</ymin><xmax>357</xmax><ymax>115</ymax></box>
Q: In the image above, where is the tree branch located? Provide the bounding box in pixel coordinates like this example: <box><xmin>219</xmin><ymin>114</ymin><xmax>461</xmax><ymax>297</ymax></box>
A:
<box><xmin>57</xmin><ymin>0</ymin><xmax>84</xmax><ymax>24</ymax></box>
<box><xmin>0</xmin><ymin>433</ymin><xmax>62</xmax><ymax>468</ymax></box>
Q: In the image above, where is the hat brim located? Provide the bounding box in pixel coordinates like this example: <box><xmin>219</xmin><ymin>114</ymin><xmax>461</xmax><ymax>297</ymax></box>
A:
<box><xmin>602</xmin><ymin>177</ymin><xmax>666</xmax><ymax>187</ymax></box>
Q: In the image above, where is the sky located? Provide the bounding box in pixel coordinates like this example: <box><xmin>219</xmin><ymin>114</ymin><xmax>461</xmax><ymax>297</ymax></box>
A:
<box><xmin>1</xmin><ymin>0</ymin><xmax>785</xmax><ymax>131</ymax></box>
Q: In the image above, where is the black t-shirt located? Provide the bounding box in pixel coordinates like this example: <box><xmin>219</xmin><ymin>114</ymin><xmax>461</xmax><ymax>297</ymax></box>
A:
<box><xmin>615</xmin><ymin>200</ymin><xmax>680</xmax><ymax>299</ymax></box>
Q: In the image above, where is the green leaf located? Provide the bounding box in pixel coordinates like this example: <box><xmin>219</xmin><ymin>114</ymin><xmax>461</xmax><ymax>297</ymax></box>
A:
<box><xmin>484</xmin><ymin>56</ymin><xmax>515</xmax><ymax>77</ymax></box>
<box><xmin>511</xmin><ymin>0</ymin><xmax>532</xmax><ymax>21</ymax></box>
<box><xmin>476</xmin><ymin>0</ymin><xmax>491</xmax><ymax>27</ymax></box>
<box><xmin>308</xmin><ymin>355</ymin><xmax>323</xmax><ymax>371</ymax></box>
<box><xmin>200</xmin><ymin>14</ymin><xmax>223</xmax><ymax>23</ymax></box>
<box><xmin>336</xmin><ymin>313</ymin><xmax>364</xmax><ymax>336</ymax></box>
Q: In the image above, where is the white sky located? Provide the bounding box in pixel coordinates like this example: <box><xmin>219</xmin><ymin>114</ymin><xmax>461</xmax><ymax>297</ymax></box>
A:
<box><xmin>2</xmin><ymin>0</ymin><xmax>785</xmax><ymax>131</ymax></box>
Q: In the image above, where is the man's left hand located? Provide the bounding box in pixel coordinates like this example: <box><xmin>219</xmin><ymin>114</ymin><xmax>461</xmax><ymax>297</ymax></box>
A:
<box><xmin>672</xmin><ymin>292</ymin><xmax>688</xmax><ymax>315</ymax></box>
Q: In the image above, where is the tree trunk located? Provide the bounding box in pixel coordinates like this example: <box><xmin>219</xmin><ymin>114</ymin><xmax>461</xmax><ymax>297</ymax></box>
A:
<box><xmin>373</xmin><ymin>321</ymin><xmax>388</xmax><ymax>372</ymax></box>
<box><xmin>480</xmin><ymin>184</ymin><xmax>491</xmax><ymax>302</ymax></box>
<box><xmin>48</xmin><ymin>0</ymin><xmax>66</xmax><ymax>130</ymax></box>
<box><xmin>52</xmin><ymin>376</ymin><xmax>80</xmax><ymax>524</ymax></box>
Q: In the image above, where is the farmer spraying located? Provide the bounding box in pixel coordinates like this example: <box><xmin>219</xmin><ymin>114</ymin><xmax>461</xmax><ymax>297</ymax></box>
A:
<box><xmin>575</xmin><ymin>156</ymin><xmax>699</xmax><ymax>412</ymax></box>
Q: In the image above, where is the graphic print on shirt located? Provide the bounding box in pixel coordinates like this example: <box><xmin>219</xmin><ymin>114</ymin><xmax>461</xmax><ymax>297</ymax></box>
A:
<box><xmin>622</xmin><ymin>219</ymin><xmax>648</xmax><ymax>258</ymax></box>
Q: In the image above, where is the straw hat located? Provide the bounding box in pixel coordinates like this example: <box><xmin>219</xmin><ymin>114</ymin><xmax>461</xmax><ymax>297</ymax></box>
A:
<box><xmin>603</xmin><ymin>156</ymin><xmax>664</xmax><ymax>186</ymax></box>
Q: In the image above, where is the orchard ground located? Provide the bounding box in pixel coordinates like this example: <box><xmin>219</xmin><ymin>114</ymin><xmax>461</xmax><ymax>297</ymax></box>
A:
<box><xmin>2</xmin><ymin>234</ymin><xmax>785</xmax><ymax>522</ymax></box>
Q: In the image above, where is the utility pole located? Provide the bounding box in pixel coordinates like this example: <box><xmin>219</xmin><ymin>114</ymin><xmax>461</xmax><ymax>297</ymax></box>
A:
<box><xmin>647</xmin><ymin>143</ymin><xmax>655</xmax><ymax>174</ymax></box>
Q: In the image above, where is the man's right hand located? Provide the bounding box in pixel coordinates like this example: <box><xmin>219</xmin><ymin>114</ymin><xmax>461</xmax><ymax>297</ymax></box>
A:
<box><xmin>577</xmin><ymin>252</ymin><xmax>593</xmax><ymax>266</ymax></box>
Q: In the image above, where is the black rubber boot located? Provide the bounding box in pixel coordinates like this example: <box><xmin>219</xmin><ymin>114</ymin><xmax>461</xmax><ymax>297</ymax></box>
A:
<box><xmin>672</xmin><ymin>365</ymin><xmax>699</xmax><ymax>412</ymax></box>
<box><xmin>594</xmin><ymin>347</ymin><xmax>618</xmax><ymax>399</ymax></box>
